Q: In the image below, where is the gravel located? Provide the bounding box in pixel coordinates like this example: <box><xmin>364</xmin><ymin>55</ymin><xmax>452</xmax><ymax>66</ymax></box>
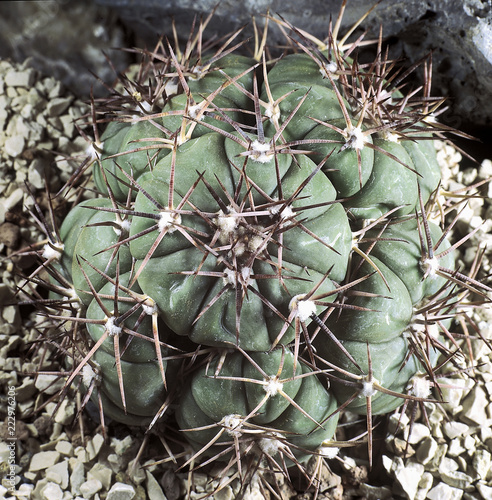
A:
<box><xmin>0</xmin><ymin>53</ymin><xmax>491</xmax><ymax>500</ymax></box>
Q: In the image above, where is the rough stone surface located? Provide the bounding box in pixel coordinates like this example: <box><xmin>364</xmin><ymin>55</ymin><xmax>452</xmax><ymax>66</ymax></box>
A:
<box><xmin>0</xmin><ymin>1</ymin><xmax>128</xmax><ymax>97</ymax></box>
<box><xmin>106</xmin><ymin>482</ymin><xmax>136</xmax><ymax>500</ymax></box>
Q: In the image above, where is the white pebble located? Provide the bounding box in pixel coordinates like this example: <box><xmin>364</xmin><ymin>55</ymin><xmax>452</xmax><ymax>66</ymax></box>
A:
<box><xmin>426</xmin><ymin>482</ymin><xmax>463</xmax><ymax>500</ymax></box>
<box><xmin>80</xmin><ymin>478</ymin><xmax>103</xmax><ymax>498</ymax></box>
<box><xmin>443</xmin><ymin>421</ymin><xmax>469</xmax><ymax>440</ymax></box>
<box><xmin>394</xmin><ymin>461</ymin><xmax>424</xmax><ymax>500</ymax></box>
<box><xmin>41</xmin><ymin>482</ymin><xmax>63</xmax><ymax>500</ymax></box>
<box><xmin>4</xmin><ymin>135</ymin><xmax>25</xmax><ymax>157</ymax></box>
<box><xmin>106</xmin><ymin>482</ymin><xmax>136</xmax><ymax>500</ymax></box>
<box><xmin>30</xmin><ymin>451</ymin><xmax>60</xmax><ymax>472</ymax></box>
<box><xmin>5</xmin><ymin>68</ymin><xmax>36</xmax><ymax>87</ymax></box>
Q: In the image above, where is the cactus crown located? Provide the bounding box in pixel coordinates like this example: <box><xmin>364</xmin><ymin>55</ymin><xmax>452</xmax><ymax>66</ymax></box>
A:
<box><xmin>16</xmin><ymin>1</ymin><xmax>491</xmax><ymax>497</ymax></box>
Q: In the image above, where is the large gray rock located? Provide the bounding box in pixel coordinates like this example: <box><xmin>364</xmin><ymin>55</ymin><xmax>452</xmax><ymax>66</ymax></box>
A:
<box><xmin>0</xmin><ymin>1</ymin><xmax>128</xmax><ymax>97</ymax></box>
<box><xmin>94</xmin><ymin>0</ymin><xmax>492</xmax><ymax>130</ymax></box>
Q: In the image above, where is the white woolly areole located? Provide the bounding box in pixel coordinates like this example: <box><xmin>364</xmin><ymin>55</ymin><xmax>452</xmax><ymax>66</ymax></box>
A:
<box><xmin>383</xmin><ymin>131</ymin><xmax>400</xmax><ymax>143</ymax></box>
<box><xmin>113</xmin><ymin>218</ymin><xmax>131</xmax><ymax>236</ymax></box>
<box><xmin>190</xmin><ymin>66</ymin><xmax>206</xmax><ymax>80</ymax></box>
<box><xmin>408</xmin><ymin>375</ymin><xmax>432</xmax><ymax>399</ymax></box>
<box><xmin>361</xmin><ymin>379</ymin><xmax>377</xmax><ymax>398</ymax></box>
<box><xmin>264</xmin><ymin>102</ymin><xmax>280</xmax><ymax>122</ymax></box>
<box><xmin>86</xmin><ymin>140</ymin><xmax>103</xmax><ymax>162</ymax></box>
<box><xmin>105</xmin><ymin>316</ymin><xmax>122</xmax><ymax>337</ymax></box>
<box><xmin>41</xmin><ymin>241</ymin><xmax>64</xmax><ymax>261</ymax></box>
<box><xmin>250</xmin><ymin>140</ymin><xmax>273</xmax><ymax>163</ymax></box>
<box><xmin>220</xmin><ymin>414</ymin><xmax>244</xmax><ymax>436</ymax></box>
<box><xmin>269</xmin><ymin>202</ymin><xmax>295</xmax><ymax>222</ymax></box>
<box><xmin>65</xmin><ymin>287</ymin><xmax>82</xmax><ymax>310</ymax></box>
<box><xmin>223</xmin><ymin>267</ymin><xmax>251</xmax><ymax>287</ymax></box>
<box><xmin>344</xmin><ymin>126</ymin><xmax>365</xmax><ymax>150</ymax></box>
<box><xmin>158</xmin><ymin>209</ymin><xmax>181</xmax><ymax>233</ymax></box>
<box><xmin>289</xmin><ymin>294</ymin><xmax>317</xmax><ymax>322</ymax></box>
<box><xmin>258</xmin><ymin>433</ymin><xmax>284</xmax><ymax>456</ymax></box>
<box><xmin>318</xmin><ymin>445</ymin><xmax>340</xmax><ymax>459</ymax></box>
<box><xmin>247</xmin><ymin>234</ymin><xmax>264</xmax><ymax>253</ymax></box>
<box><xmin>320</xmin><ymin>61</ymin><xmax>338</xmax><ymax>78</ymax></box>
<box><xmin>215</xmin><ymin>208</ymin><xmax>238</xmax><ymax>236</ymax></box>
<box><xmin>141</xmin><ymin>298</ymin><xmax>157</xmax><ymax>316</ymax></box>
<box><xmin>264</xmin><ymin>376</ymin><xmax>283</xmax><ymax>397</ymax></box>
<box><xmin>188</xmin><ymin>103</ymin><xmax>204</xmax><ymax>121</ymax></box>
<box><xmin>421</xmin><ymin>256</ymin><xmax>440</xmax><ymax>277</ymax></box>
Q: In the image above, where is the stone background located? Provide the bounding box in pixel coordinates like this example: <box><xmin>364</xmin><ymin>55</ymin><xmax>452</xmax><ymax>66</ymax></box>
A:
<box><xmin>0</xmin><ymin>0</ymin><xmax>491</xmax><ymax>159</ymax></box>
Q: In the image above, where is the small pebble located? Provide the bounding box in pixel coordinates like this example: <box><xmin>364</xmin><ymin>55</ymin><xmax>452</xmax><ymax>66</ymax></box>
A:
<box><xmin>426</xmin><ymin>482</ymin><xmax>464</xmax><ymax>500</ymax></box>
<box><xmin>41</xmin><ymin>482</ymin><xmax>64</xmax><ymax>500</ymax></box>
<box><xmin>80</xmin><ymin>478</ymin><xmax>103</xmax><ymax>498</ymax></box>
<box><xmin>145</xmin><ymin>471</ymin><xmax>167</xmax><ymax>500</ymax></box>
<box><xmin>87</xmin><ymin>463</ymin><xmax>113</xmax><ymax>490</ymax></box>
<box><xmin>55</xmin><ymin>440</ymin><xmax>74</xmax><ymax>457</ymax></box>
<box><xmin>5</xmin><ymin>69</ymin><xmax>36</xmax><ymax>87</ymax></box>
<box><xmin>30</xmin><ymin>451</ymin><xmax>60</xmax><ymax>471</ymax></box>
<box><xmin>416</xmin><ymin>436</ymin><xmax>438</xmax><ymax>465</ymax></box>
<box><xmin>45</xmin><ymin>459</ymin><xmax>69</xmax><ymax>489</ymax></box>
<box><xmin>106</xmin><ymin>482</ymin><xmax>136</xmax><ymax>500</ymax></box>
<box><xmin>47</xmin><ymin>96</ymin><xmax>73</xmax><ymax>117</ymax></box>
<box><xmin>4</xmin><ymin>135</ymin><xmax>25</xmax><ymax>157</ymax></box>
<box><xmin>70</xmin><ymin>460</ymin><xmax>86</xmax><ymax>496</ymax></box>
<box><xmin>460</xmin><ymin>385</ymin><xmax>489</xmax><ymax>426</ymax></box>
<box><xmin>444</xmin><ymin>421</ymin><xmax>470</xmax><ymax>440</ymax></box>
<box><xmin>394</xmin><ymin>461</ymin><xmax>424</xmax><ymax>500</ymax></box>
<box><xmin>476</xmin><ymin>482</ymin><xmax>492</xmax><ymax>500</ymax></box>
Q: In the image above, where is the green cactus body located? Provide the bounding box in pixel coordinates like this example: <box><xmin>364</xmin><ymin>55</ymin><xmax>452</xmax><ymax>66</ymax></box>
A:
<box><xmin>93</xmin><ymin>119</ymin><xmax>170</xmax><ymax>201</ymax></box>
<box><xmin>91</xmin><ymin>348</ymin><xmax>170</xmax><ymax>425</ymax></box>
<box><xmin>49</xmin><ymin>14</ymin><xmax>464</xmax><ymax>473</ymax></box>
<box><xmin>129</xmin><ymin>132</ymin><xmax>351</xmax><ymax>350</ymax></box>
<box><xmin>176</xmin><ymin>349</ymin><xmax>339</xmax><ymax>462</ymax></box>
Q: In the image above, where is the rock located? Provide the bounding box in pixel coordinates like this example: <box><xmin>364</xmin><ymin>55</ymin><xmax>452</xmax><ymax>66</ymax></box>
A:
<box><xmin>472</xmin><ymin>449</ymin><xmax>491</xmax><ymax>480</ymax></box>
<box><xmin>443</xmin><ymin>421</ymin><xmax>470</xmax><ymax>440</ymax></box>
<box><xmin>45</xmin><ymin>460</ymin><xmax>69</xmax><ymax>489</ymax></box>
<box><xmin>87</xmin><ymin>433</ymin><xmax>105</xmax><ymax>460</ymax></box>
<box><xmin>477</xmin><ymin>482</ymin><xmax>492</xmax><ymax>500</ymax></box>
<box><xmin>28</xmin><ymin>157</ymin><xmax>50</xmax><ymax>189</ymax></box>
<box><xmin>4</xmin><ymin>135</ymin><xmax>25</xmax><ymax>157</ymax></box>
<box><xmin>394</xmin><ymin>461</ymin><xmax>425</xmax><ymax>500</ymax></box>
<box><xmin>70</xmin><ymin>459</ymin><xmax>86</xmax><ymax>496</ymax></box>
<box><xmin>5</xmin><ymin>68</ymin><xmax>36</xmax><ymax>88</ymax></box>
<box><xmin>87</xmin><ymin>463</ymin><xmax>113</xmax><ymax>491</ymax></box>
<box><xmin>0</xmin><ymin>222</ymin><xmax>20</xmax><ymax>248</ymax></box>
<box><xmin>41</xmin><ymin>482</ymin><xmax>63</xmax><ymax>500</ymax></box>
<box><xmin>145</xmin><ymin>471</ymin><xmax>167</xmax><ymax>500</ymax></box>
<box><xmin>29</xmin><ymin>451</ymin><xmax>60</xmax><ymax>471</ymax></box>
<box><xmin>440</xmin><ymin>469</ymin><xmax>473</xmax><ymax>490</ymax></box>
<box><xmin>34</xmin><ymin>374</ymin><xmax>66</xmax><ymax>395</ymax></box>
<box><xmin>416</xmin><ymin>437</ymin><xmax>438</xmax><ymax>465</ymax></box>
<box><xmin>426</xmin><ymin>482</ymin><xmax>463</xmax><ymax>500</ymax></box>
<box><xmin>106</xmin><ymin>482</ymin><xmax>136</xmax><ymax>500</ymax></box>
<box><xmin>460</xmin><ymin>385</ymin><xmax>489</xmax><ymax>426</ymax></box>
<box><xmin>47</xmin><ymin>96</ymin><xmax>73</xmax><ymax>117</ymax></box>
<box><xmin>404</xmin><ymin>423</ymin><xmax>431</xmax><ymax>444</ymax></box>
<box><xmin>55</xmin><ymin>440</ymin><xmax>74</xmax><ymax>457</ymax></box>
<box><xmin>80</xmin><ymin>478</ymin><xmax>103</xmax><ymax>498</ymax></box>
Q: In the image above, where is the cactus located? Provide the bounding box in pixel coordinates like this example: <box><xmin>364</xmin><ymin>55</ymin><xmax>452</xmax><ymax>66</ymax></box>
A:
<box><xmin>21</xmin><ymin>2</ymin><xmax>491</xmax><ymax>495</ymax></box>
